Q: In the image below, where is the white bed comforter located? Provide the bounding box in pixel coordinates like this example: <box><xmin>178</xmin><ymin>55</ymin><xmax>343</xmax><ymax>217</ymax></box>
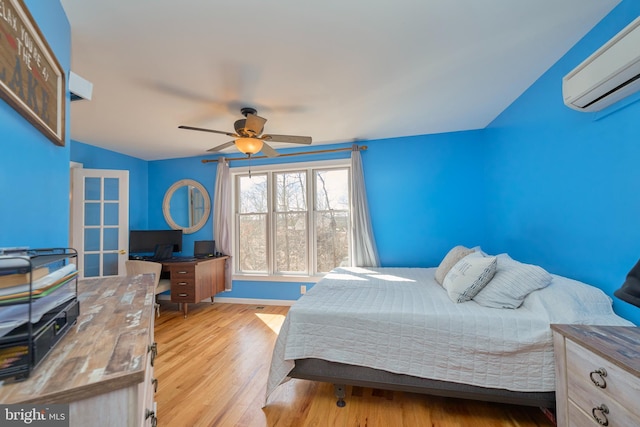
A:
<box><xmin>266</xmin><ymin>267</ymin><xmax>633</xmax><ymax>401</ymax></box>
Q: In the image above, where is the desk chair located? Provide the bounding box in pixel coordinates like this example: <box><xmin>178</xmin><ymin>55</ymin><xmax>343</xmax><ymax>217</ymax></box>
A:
<box><xmin>125</xmin><ymin>260</ymin><xmax>170</xmax><ymax>317</ymax></box>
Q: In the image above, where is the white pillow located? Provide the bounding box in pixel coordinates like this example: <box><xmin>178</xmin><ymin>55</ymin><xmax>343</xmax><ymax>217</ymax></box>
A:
<box><xmin>473</xmin><ymin>254</ymin><xmax>552</xmax><ymax>309</ymax></box>
<box><xmin>443</xmin><ymin>253</ymin><xmax>497</xmax><ymax>303</ymax></box>
<box><xmin>522</xmin><ymin>274</ymin><xmax>633</xmax><ymax>325</ymax></box>
<box><xmin>435</xmin><ymin>245</ymin><xmax>474</xmax><ymax>285</ymax></box>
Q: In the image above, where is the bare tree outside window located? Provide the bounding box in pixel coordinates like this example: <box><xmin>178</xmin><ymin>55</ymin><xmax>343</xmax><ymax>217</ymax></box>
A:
<box><xmin>234</xmin><ymin>163</ymin><xmax>350</xmax><ymax>276</ymax></box>
<box><xmin>274</xmin><ymin>171</ymin><xmax>307</xmax><ymax>273</ymax></box>
<box><xmin>315</xmin><ymin>169</ymin><xmax>350</xmax><ymax>272</ymax></box>
<box><xmin>237</xmin><ymin>174</ymin><xmax>268</xmax><ymax>272</ymax></box>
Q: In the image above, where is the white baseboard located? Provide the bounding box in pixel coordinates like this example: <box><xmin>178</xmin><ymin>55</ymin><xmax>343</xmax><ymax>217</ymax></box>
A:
<box><xmin>214</xmin><ymin>297</ymin><xmax>297</xmax><ymax>306</ymax></box>
<box><xmin>156</xmin><ymin>293</ymin><xmax>296</xmax><ymax>306</ymax></box>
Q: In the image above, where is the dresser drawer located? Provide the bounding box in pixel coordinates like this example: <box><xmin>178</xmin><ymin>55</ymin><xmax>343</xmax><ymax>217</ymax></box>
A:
<box><xmin>567</xmin><ymin>400</ymin><xmax>600</xmax><ymax>427</ymax></box>
<box><xmin>566</xmin><ymin>339</ymin><xmax>640</xmax><ymax>425</ymax></box>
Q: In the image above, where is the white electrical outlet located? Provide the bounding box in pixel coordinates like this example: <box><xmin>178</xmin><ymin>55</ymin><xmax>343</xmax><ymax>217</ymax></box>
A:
<box><xmin>300</xmin><ymin>285</ymin><xmax>307</xmax><ymax>295</ymax></box>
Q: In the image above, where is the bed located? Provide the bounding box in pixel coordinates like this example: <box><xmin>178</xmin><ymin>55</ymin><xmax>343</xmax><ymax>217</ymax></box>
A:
<box><xmin>265</xmin><ymin>259</ymin><xmax>634</xmax><ymax>408</ymax></box>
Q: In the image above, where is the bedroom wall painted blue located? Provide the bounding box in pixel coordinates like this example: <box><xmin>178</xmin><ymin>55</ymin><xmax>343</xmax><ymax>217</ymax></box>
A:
<box><xmin>0</xmin><ymin>0</ymin><xmax>71</xmax><ymax>249</ymax></box>
<box><xmin>361</xmin><ymin>131</ymin><xmax>488</xmax><ymax>267</ymax></box>
<box><xmin>484</xmin><ymin>0</ymin><xmax>640</xmax><ymax>324</ymax></box>
<box><xmin>70</xmin><ymin>140</ymin><xmax>149</xmax><ymax>230</ymax></box>
<box><xmin>148</xmin><ymin>156</ymin><xmax>216</xmax><ymax>256</ymax></box>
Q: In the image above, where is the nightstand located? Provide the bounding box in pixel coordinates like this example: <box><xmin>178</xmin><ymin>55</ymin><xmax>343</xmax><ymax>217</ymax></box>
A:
<box><xmin>551</xmin><ymin>324</ymin><xmax>640</xmax><ymax>427</ymax></box>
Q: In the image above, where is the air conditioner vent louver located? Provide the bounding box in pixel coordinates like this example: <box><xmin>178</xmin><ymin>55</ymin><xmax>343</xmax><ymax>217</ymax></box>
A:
<box><xmin>69</xmin><ymin>71</ymin><xmax>93</xmax><ymax>102</ymax></box>
<box><xmin>563</xmin><ymin>16</ymin><xmax>640</xmax><ymax>112</ymax></box>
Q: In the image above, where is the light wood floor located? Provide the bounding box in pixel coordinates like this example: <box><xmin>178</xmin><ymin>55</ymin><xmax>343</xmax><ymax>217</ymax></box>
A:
<box><xmin>154</xmin><ymin>301</ymin><xmax>555</xmax><ymax>427</ymax></box>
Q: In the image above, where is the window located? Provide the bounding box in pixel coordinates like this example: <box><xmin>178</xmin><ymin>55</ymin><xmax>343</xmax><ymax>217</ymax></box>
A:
<box><xmin>233</xmin><ymin>160</ymin><xmax>351</xmax><ymax>277</ymax></box>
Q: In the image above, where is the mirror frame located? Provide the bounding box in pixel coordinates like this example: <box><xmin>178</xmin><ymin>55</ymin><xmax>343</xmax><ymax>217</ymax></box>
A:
<box><xmin>162</xmin><ymin>179</ymin><xmax>211</xmax><ymax>234</ymax></box>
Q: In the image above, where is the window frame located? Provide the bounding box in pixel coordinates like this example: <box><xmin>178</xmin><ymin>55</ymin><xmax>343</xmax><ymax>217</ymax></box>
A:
<box><xmin>231</xmin><ymin>158</ymin><xmax>351</xmax><ymax>281</ymax></box>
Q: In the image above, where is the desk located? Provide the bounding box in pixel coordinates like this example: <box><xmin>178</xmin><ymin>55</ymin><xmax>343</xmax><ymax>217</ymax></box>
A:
<box><xmin>163</xmin><ymin>256</ymin><xmax>228</xmax><ymax>317</ymax></box>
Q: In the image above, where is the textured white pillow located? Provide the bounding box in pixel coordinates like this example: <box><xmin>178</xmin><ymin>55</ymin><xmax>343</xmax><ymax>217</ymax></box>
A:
<box><xmin>443</xmin><ymin>253</ymin><xmax>497</xmax><ymax>303</ymax></box>
<box><xmin>473</xmin><ymin>254</ymin><xmax>552</xmax><ymax>309</ymax></box>
<box><xmin>435</xmin><ymin>245</ymin><xmax>474</xmax><ymax>285</ymax></box>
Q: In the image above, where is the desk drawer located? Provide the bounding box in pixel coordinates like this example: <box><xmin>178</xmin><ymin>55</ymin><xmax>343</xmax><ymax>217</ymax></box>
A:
<box><xmin>171</xmin><ymin>290</ymin><xmax>195</xmax><ymax>303</ymax></box>
<box><xmin>171</xmin><ymin>280</ymin><xmax>195</xmax><ymax>299</ymax></box>
<box><xmin>169</xmin><ymin>265</ymin><xmax>195</xmax><ymax>279</ymax></box>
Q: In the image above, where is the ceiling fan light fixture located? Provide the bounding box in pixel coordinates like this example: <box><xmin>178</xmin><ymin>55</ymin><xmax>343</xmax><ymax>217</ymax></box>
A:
<box><xmin>235</xmin><ymin>137</ymin><xmax>263</xmax><ymax>155</ymax></box>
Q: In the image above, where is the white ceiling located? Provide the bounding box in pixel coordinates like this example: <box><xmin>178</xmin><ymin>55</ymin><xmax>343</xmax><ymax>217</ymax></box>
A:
<box><xmin>60</xmin><ymin>0</ymin><xmax>620</xmax><ymax>161</ymax></box>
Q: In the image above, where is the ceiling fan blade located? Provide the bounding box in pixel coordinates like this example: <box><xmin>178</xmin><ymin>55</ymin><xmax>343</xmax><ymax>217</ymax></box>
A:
<box><xmin>260</xmin><ymin>142</ymin><xmax>280</xmax><ymax>157</ymax></box>
<box><xmin>206</xmin><ymin>141</ymin><xmax>236</xmax><ymax>152</ymax></box>
<box><xmin>179</xmin><ymin>125</ymin><xmax>238</xmax><ymax>138</ymax></box>
<box><xmin>245</xmin><ymin>113</ymin><xmax>267</xmax><ymax>135</ymax></box>
<box><xmin>263</xmin><ymin>134</ymin><xmax>312</xmax><ymax>145</ymax></box>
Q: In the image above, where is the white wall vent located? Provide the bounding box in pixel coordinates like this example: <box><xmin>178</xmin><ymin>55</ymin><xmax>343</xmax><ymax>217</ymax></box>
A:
<box><xmin>563</xmin><ymin>16</ymin><xmax>640</xmax><ymax>112</ymax></box>
<box><xmin>69</xmin><ymin>71</ymin><xmax>93</xmax><ymax>102</ymax></box>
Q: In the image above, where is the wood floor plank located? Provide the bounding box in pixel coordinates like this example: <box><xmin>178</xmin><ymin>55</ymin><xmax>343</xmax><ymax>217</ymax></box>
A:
<box><xmin>154</xmin><ymin>302</ymin><xmax>555</xmax><ymax>427</ymax></box>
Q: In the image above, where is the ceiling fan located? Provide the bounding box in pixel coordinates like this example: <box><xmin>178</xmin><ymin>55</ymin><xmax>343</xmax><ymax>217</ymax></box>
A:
<box><xmin>178</xmin><ymin>107</ymin><xmax>312</xmax><ymax>157</ymax></box>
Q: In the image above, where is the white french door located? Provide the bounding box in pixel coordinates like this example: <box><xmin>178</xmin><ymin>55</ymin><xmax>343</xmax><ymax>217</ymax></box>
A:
<box><xmin>71</xmin><ymin>168</ymin><xmax>129</xmax><ymax>279</ymax></box>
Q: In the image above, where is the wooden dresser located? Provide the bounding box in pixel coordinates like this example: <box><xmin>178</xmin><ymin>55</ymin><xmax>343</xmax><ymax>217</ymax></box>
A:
<box><xmin>167</xmin><ymin>256</ymin><xmax>227</xmax><ymax>317</ymax></box>
<box><xmin>552</xmin><ymin>324</ymin><xmax>640</xmax><ymax>427</ymax></box>
<box><xmin>0</xmin><ymin>275</ymin><xmax>158</xmax><ymax>427</ymax></box>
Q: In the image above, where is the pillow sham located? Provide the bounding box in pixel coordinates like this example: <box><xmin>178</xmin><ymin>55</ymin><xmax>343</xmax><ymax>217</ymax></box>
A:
<box><xmin>435</xmin><ymin>245</ymin><xmax>474</xmax><ymax>285</ymax></box>
<box><xmin>472</xmin><ymin>254</ymin><xmax>552</xmax><ymax>309</ymax></box>
<box><xmin>443</xmin><ymin>253</ymin><xmax>497</xmax><ymax>303</ymax></box>
<box><xmin>522</xmin><ymin>274</ymin><xmax>632</xmax><ymax>325</ymax></box>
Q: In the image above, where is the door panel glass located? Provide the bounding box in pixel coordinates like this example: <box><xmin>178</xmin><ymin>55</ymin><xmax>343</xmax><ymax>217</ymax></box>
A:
<box><xmin>104</xmin><ymin>178</ymin><xmax>119</xmax><ymax>201</ymax></box>
<box><xmin>103</xmin><ymin>253</ymin><xmax>119</xmax><ymax>276</ymax></box>
<box><xmin>84</xmin><ymin>177</ymin><xmax>101</xmax><ymax>200</ymax></box>
<box><xmin>103</xmin><ymin>228</ymin><xmax>118</xmax><ymax>251</ymax></box>
<box><xmin>104</xmin><ymin>202</ymin><xmax>119</xmax><ymax>226</ymax></box>
<box><xmin>84</xmin><ymin>203</ymin><xmax>101</xmax><ymax>226</ymax></box>
<box><xmin>84</xmin><ymin>254</ymin><xmax>100</xmax><ymax>277</ymax></box>
<box><xmin>84</xmin><ymin>228</ymin><xmax>100</xmax><ymax>251</ymax></box>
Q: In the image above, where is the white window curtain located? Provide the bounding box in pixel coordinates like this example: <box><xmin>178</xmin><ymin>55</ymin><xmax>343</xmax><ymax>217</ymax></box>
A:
<box><xmin>214</xmin><ymin>158</ymin><xmax>233</xmax><ymax>290</ymax></box>
<box><xmin>350</xmin><ymin>145</ymin><xmax>380</xmax><ymax>267</ymax></box>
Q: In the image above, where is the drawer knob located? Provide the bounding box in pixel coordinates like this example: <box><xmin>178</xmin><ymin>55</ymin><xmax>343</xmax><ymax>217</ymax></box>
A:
<box><xmin>591</xmin><ymin>404</ymin><xmax>609</xmax><ymax>426</ymax></box>
<box><xmin>145</xmin><ymin>409</ymin><xmax>158</xmax><ymax>427</ymax></box>
<box><xmin>178</xmin><ymin>293</ymin><xmax>188</xmax><ymax>297</ymax></box>
<box><xmin>148</xmin><ymin>342</ymin><xmax>158</xmax><ymax>367</ymax></box>
<box><xmin>589</xmin><ymin>368</ymin><xmax>607</xmax><ymax>388</ymax></box>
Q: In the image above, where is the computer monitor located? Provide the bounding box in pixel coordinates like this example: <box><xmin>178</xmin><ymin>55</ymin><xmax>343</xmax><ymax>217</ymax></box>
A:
<box><xmin>152</xmin><ymin>244</ymin><xmax>174</xmax><ymax>261</ymax></box>
<box><xmin>129</xmin><ymin>230</ymin><xmax>183</xmax><ymax>254</ymax></box>
<box><xmin>194</xmin><ymin>240</ymin><xmax>215</xmax><ymax>258</ymax></box>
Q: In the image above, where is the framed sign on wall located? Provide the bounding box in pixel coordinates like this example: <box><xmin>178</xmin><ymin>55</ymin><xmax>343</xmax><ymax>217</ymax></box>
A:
<box><xmin>0</xmin><ymin>0</ymin><xmax>65</xmax><ymax>146</ymax></box>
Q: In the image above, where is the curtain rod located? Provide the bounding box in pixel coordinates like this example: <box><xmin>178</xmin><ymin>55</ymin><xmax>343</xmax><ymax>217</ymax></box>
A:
<box><xmin>201</xmin><ymin>145</ymin><xmax>368</xmax><ymax>164</ymax></box>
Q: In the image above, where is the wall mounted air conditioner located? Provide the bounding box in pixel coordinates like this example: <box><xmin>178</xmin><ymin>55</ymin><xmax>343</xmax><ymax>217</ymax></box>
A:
<box><xmin>563</xmin><ymin>16</ymin><xmax>640</xmax><ymax>112</ymax></box>
<box><xmin>69</xmin><ymin>71</ymin><xmax>93</xmax><ymax>102</ymax></box>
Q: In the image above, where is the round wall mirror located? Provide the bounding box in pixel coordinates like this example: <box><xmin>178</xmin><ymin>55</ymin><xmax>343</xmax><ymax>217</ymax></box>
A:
<box><xmin>162</xmin><ymin>179</ymin><xmax>211</xmax><ymax>234</ymax></box>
